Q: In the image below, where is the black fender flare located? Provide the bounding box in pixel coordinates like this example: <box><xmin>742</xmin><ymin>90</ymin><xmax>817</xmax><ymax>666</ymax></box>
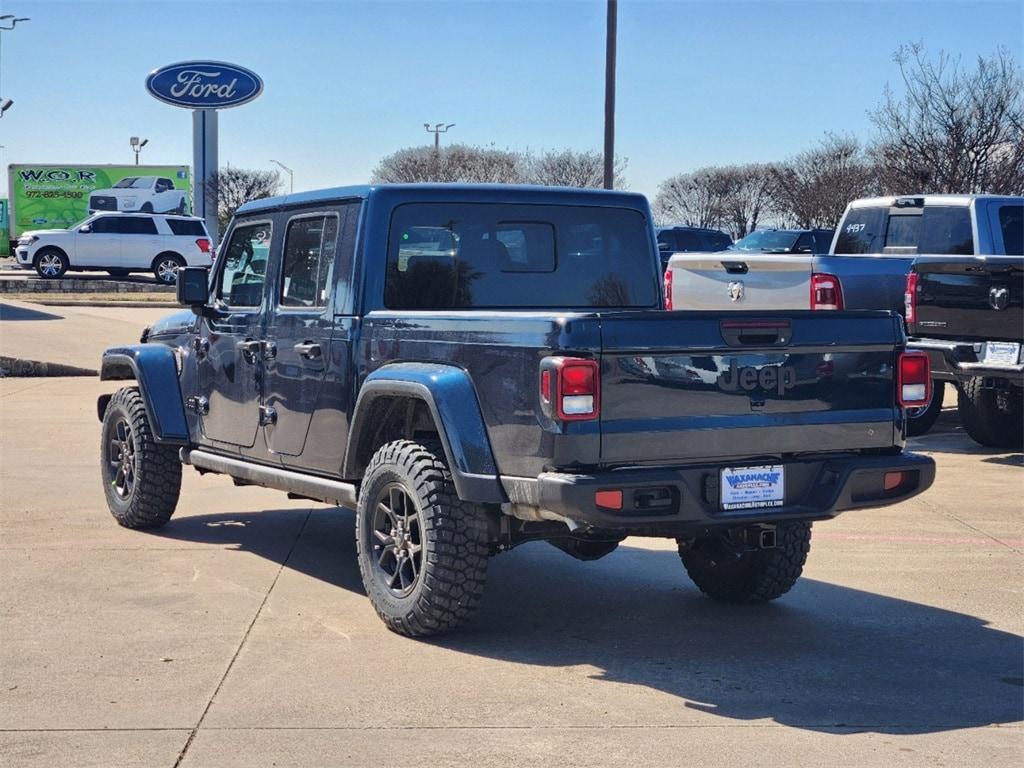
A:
<box><xmin>98</xmin><ymin>345</ymin><xmax>189</xmax><ymax>444</ymax></box>
<box><xmin>345</xmin><ymin>363</ymin><xmax>505</xmax><ymax>504</ymax></box>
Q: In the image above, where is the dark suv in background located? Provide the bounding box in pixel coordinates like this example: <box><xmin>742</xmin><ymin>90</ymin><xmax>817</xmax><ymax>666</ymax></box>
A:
<box><xmin>730</xmin><ymin>228</ymin><xmax>834</xmax><ymax>255</ymax></box>
<box><xmin>656</xmin><ymin>226</ymin><xmax>732</xmax><ymax>268</ymax></box>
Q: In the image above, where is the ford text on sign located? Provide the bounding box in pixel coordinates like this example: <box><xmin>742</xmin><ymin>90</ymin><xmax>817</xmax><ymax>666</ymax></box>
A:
<box><xmin>145</xmin><ymin>61</ymin><xmax>263</xmax><ymax>109</ymax></box>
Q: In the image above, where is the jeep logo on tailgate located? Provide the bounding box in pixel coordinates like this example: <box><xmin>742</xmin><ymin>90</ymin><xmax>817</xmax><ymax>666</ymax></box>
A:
<box><xmin>718</xmin><ymin>360</ymin><xmax>796</xmax><ymax>396</ymax></box>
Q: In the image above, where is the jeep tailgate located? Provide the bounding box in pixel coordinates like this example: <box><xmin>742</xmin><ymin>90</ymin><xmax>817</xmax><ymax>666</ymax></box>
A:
<box><xmin>599</xmin><ymin>311</ymin><xmax>901</xmax><ymax>465</ymax></box>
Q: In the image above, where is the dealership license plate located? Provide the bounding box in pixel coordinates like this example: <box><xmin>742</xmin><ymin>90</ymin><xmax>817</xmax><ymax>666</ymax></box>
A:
<box><xmin>721</xmin><ymin>465</ymin><xmax>785</xmax><ymax>510</ymax></box>
<box><xmin>982</xmin><ymin>342</ymin><xmax>1020</xmax><ymax>365</ymax></box>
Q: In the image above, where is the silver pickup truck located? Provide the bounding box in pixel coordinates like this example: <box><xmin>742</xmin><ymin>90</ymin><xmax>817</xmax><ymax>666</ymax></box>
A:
<box><xmin>665</xmin><ymin>194</ymin><xmax>1024</xmax><ymax>434</ymax></box>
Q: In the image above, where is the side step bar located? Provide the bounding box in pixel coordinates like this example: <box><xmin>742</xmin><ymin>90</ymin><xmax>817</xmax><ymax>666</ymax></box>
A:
<box><xmin>181</xmin><ymin>449</ymin><xmax>358</xmax><ymax>508</ymax></box>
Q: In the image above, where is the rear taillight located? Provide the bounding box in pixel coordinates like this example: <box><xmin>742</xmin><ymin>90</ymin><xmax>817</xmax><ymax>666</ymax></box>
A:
<box><xmin>904</xmin><ymin>272</ymin><xmax>919</xmax><ymax>324</ymax></box>
<box><xmin>810</xmin><ymin>272</ymin><xmax>843</xmax><ymax>310</ymax></box>
<box><xmin>897</xmin><ymin>351</ymin><xmax>931</xmax><ymax>407</ymax></box>
<box><xmin>664</xmin><ymin>268</ymin><xmax>673</xmax><ymax>310</ymax></box>
<box><xmin>539</xmin><ymin>357</ymin><xmax>600</xmax><ymax>421</ymax></box>
<box><xmin>196</xmin><ymin>238</ymin><xmax>211</xmax><ymax>254</ymax></box>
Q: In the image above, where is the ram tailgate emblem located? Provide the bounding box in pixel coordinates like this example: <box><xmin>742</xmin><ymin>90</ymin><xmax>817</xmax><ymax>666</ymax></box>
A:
<box><xmin>989</xmin><ymin>286</ymin><xmax>1009</xmax><ymax>311</ymax></box>
<box><xmin>727</xmin><ymin>281</ymin><xmax>745</xmax><ymax>302</ymax></box>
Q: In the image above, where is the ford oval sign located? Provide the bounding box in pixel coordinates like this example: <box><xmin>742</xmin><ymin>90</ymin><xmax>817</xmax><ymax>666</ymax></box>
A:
<box><xmin>145</xmin><ymin>61</ymin><xmax>263</xmax><ymax>110</ymax></box>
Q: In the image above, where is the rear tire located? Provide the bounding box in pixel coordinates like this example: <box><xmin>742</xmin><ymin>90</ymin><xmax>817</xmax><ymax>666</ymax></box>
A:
<box><xmin>906</xmin><ymin>380</ymin><xmax>944</xmax><ymax>437</ymax></box>
<box><xmin>679</xmin><ymin>522</ymin><xmax>811</xmax><ymax>603</ymax></box>
<box><xmin>100</xmin><ymin>387</ymin><xmax>182</xmax><ymax>529</ymax></box>
<box><xmin>153</xmin><ymin>253</ymin><xmax>185</xmax><ymax>285</ymax></box>
<box><xmin>355</xmin><ymin>440</ymin><xmax>489</xmax><ymax>637</ymax></box>
<box><xmin>33</xmin><ymin>248</ymin><xmax>68</xmax><ymax>279</ymax></box>
<box><xmin>957</xmin><ymin>377</ymin><xmax>1023</xmax><ymax>449</ymax></box>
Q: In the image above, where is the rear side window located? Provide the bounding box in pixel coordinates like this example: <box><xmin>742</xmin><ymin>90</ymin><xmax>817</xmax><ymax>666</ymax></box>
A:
<box><xmin>918</xmin><ymin>206</ymin><xmax>973</xmax><ymax>255</ymax></box>
<box><xmin>885</xmin><ymin>215</ymin><xmax>921</xmax><ymax>249</ymax></box>
<box><xmin>834</xmin><ymin>208</ymin><xmax>886</xmax><ymax>253</ymax></box>
<box><xmin>998</xmin><ymin>204</ymin><xmax>1023</xmax><ymax>255</ymax></box>
<box><xmin>279</xmin><ymin>214</ymin><xmax>339</xmax><ymax>308</ymax></box>
<box><xmin>385</xmin><ymin>203</ymin><xmax>657</xmax><ymax>309</ymax></box>
<box><xmin>166</xmin><ymin>218</ymin><xmax>207</xmax><ymax>236</ymax></box>
<box><xmin>218</xmin><ymin>222</ymin><xmax>272</xmax><ymax>308</ymax></box>
<box><xmin>703</xmin><ymin>231</ymin><xmax>732</xmax><ymax>250</ymax></box>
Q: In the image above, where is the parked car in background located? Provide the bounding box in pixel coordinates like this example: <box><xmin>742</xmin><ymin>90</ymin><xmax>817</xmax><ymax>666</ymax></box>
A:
<box><xmin>655</xmin><ymin>225</ymin><xmax>731</xmax><ymax>269</ymax></box>
<box><xmin>663</xmin><ymin>228</ymin><xmax>834</xmax><ymax>312</ymax></box>
<box><xmin>15</xmin><ymin>212</ymin><xmax>213</xmax><ymax>284</ymax></box>
<box><xmin>88</xmin><ymin>176</ymin><xmax>188</xmax><ymax>215</ymax></box>
<box><xmin>905</xmin><ymin>201</ymin><xmax>1023</xmax><ymax>444</ymax></box>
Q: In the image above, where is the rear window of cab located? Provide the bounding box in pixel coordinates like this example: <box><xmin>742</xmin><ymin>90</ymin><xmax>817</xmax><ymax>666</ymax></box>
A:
<box><xmin>384</xmin><ymin>203</ymin><xmax>658</xmax><ymax>310</ymax></box>
<box><xmin>834</xmin><ymin>206</ymin><xmax>974</xmax><ymax>255</ymax></box>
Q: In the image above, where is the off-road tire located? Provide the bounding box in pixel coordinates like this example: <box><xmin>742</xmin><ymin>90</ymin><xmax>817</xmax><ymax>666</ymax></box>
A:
<box><xmin>355</xmin><ymin>440</ymin><xmax>489</xmax><ymax>637</ymax></box>
<box><xmin>957</xmin><ymin>377</ymin><xmax>1023</xmax><ymax>449</ymax></box>
<box><xmin>33</xmin><ymin>247</ymin><xmax>68</xmax><ymax>279</ymax></box>
<box><xmin>100</xmin><ymin>387</ymin><xmax>182</xmax><ymax>529</ymax></box>
<box><xmin>679</xmin><ymin>522</ymin><xmax>812</xmax><ymax>603</ymax></box>
<box><xmin>906</xmin><ymin>380</ymin><xmax>944</xmax><ymax>437</ymax></box>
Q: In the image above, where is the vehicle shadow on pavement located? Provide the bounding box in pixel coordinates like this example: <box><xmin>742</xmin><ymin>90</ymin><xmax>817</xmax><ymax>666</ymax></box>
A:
<box><xmin>151</xmin><ymin>508</ymin><xmax>1022</xmax><ymax>735</ymax></box>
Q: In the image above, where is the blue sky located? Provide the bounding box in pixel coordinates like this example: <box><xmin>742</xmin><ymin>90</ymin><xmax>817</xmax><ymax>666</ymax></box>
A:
<box><xmin>1</xmin><ymin>0</ymin><xmax>1021</xmax><ymax>198</ymax></box>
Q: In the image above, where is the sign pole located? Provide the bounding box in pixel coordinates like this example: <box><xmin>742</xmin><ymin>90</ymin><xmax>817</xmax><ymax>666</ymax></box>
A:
<box><xmin>192</xmin><ymin>109</ymin><xmax>219</xmax><ymax>245</ymax></box>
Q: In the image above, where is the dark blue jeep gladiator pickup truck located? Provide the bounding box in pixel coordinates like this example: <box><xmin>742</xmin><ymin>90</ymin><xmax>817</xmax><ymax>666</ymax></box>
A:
<box><xmin>97</xmin><ymin>184</ymin><xmax>935</xmax><ymax>637</ymax></box>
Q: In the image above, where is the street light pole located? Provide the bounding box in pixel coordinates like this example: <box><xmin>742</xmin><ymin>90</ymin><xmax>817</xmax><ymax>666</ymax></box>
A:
<box><xmin>0</xmin><ymin>15</ymin><xmax>31</xmax><ymax>117</ymax></box>
<box><xmin>603</xmin><ymin>0</ymin><xmax>617</xmax><ymax>190</ymax></box>
<box><xmin>270</xmin><ymin>159</ymin><xmax>294</xmax><ymax>193</ymax></box>
<box><xmin>130</xmin><ymin>136</ymin><xmax>148</xmax><ymax>165</ymax></box>
<box><xmin>424</xmin><ymin>122</ymin><xmax>455</xmax><ymax>150</ymax></box>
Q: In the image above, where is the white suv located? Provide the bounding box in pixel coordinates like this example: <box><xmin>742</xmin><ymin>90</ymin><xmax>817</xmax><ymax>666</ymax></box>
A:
<box><xmin>88</xmin><ymin>176</ymin><xmax>188</xmax><ymax>215</ymax></box>
<box><xmin>15</xmin><ymin>213</ymin><xmax>213</xmax><ymax>284</ymax></box>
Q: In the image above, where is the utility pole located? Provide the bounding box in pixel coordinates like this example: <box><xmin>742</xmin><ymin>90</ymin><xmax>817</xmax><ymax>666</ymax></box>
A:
<box><xmin>270</xmin><ymin>159</ymin><xmax>294</xmax><ymax>193</ymax></box>
<box><xmin>603</xmin><ymin>0</ymin><xmax>617</xmax><ymax>190</ymax></box>
<box><xmin>130</xmin><ymin>136</ymin><xmax>148</xmax><ymax>165</ymax></box>
<box><xmin>424</xmin><ymin>122</ymin><xmax>455</xmax><ymax>150</ymax></box>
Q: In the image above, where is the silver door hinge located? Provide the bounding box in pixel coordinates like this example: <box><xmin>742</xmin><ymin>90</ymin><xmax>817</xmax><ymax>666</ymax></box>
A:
<box><xmin>258</xmin><ymin>405</ymin><xmax>277</xmax><ymax>426</ymax></box>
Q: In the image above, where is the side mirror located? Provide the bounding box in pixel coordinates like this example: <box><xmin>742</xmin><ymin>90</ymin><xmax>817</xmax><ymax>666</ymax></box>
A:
<box><xmin>79</xmin><ymin>225</ymin><xmax>91</xmax><ymax>234</ymax></box>
<box><xmin>177</xmin><ymin>266</ymin><xmax>210</xmax><ymax>312</ymax></box>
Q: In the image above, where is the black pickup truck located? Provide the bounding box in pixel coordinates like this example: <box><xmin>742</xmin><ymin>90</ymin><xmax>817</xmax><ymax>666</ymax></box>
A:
<box><xmin>97</xmin><ymin>184</ymin><xmax>935</xmax><ymax>637</ymax></box>
<box><xmin>907</xmin><ymin>252</ymin><xmax>1023</xmax><ymax>448</ymax></box>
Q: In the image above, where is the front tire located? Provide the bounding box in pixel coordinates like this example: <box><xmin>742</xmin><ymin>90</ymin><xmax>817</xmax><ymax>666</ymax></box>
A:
<box><xmin>34</xmin><ymin>248</ymin><xmax>68</xmax><ymax>279</ymax></box>
<box><xmin>957</xmin><ymin>377</ymin><xmax>1023</xmax><ymax>449</ymax></box>
<box><xmin>355</xmin><ymin>440</ymin><xmax>489</xmax><ymax>637</ymax></box>
<box><xmin>100</xmin><ymin>387</ymin><xmax>182</xmax><ymax>529</ymax></box>
<box><xmin>678</xmin><ymin>522</ymin><xmax>811</xmax><ymax>603</ymax></box>
<box><xmin>141</xmin><ymin>202</ymin><xmax>154</xmax><ymax>213</ymax></box>
<box><xmin>906</xmin><ymin>380</ymin><xmax>945</xmax><ymax>437</ymax></box>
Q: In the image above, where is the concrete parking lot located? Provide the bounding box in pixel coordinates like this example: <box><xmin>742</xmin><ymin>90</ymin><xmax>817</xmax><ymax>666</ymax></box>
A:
<box><xmin>1</xmin><ymin>302</ymin><xmax>1021</xmax><ymax>767</ymax></box>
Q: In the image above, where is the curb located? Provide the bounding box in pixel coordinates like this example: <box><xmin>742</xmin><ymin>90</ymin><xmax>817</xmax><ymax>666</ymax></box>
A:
<box><xmin>0</xmin><ymin>356</ymin><xmax>98</xmax><ymax>378</ymax></box>
<box><xmin>0</xmin><ymin>277</ymin><xmax>174</xmax><ymax>294</ymax></box>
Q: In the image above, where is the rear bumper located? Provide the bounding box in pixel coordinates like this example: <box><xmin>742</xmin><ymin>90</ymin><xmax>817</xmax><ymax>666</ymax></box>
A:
<box><xmin>910</xmin><ymin>337</ymin><xmax>1024</xmax><ymax>386</ymax></box>
<box><xmin>507</xmin><ymin>452</ymin><xmax>935</xmax><ymax>531</ymax></box>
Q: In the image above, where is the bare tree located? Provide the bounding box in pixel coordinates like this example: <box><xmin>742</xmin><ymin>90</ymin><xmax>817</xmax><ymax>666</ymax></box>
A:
<box><xmin>372</xmin><ymin>144</ymin><xmax>528</xmax><ymax>184</ymax></box>
<box><xmin>653</xmin><ymin>167</ymin><xmax>732</xmax><ymax>229</ymax></box>
<box><xmin>527</xmin><ymin>149</ymin><xmax>627</xmax><ymax>188</ymax></box>
<box><xmin>771</xmin><ymin>134</ymin><xmax>880</xmax><ymax>229</ymax></box>
<box><xmin>204</xmin><ymin>166</ymin><xmax>282</xmax><ymax>231</ymax></box>
<box><xmin>717</xmin><ymin>164</ymin><xmax>779</xmax><ymax>238</ymax></box>
<box><xmin>870</xmin><ymin>43</ymin><xmax>1024</xmax><ymax>194</ymax></box>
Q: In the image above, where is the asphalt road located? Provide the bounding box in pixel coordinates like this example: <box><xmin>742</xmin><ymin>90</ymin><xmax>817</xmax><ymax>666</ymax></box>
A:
<box><xmin>0</xmin><ymin>375</ymin><xmax>1021</xmax><ymax>768</ymax></box>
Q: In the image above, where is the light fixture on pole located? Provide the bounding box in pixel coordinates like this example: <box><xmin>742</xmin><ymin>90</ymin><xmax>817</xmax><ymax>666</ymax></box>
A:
<box><xmin>130</xmin><ymin>136</ymin><xmax>149</xmax><ymax>166</ymax></box>
<box><xmin>424</xmin><ymin>122</ymin><xmax>455</xmax><ymax>150</ymax></box>
<box><xmin>0</xmin><ymin>15</ymin><xmax>30</xmax><ymax>118</ymax></box>
<box><xmin>270</xmin><ymin>159</ymin><xmax>294</xmax><ymax>193</ymax></box>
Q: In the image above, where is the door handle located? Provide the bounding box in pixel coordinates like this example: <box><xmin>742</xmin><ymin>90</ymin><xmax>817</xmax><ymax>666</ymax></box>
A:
<box><xmin>294</xmin><ymin>341</ymin><xmax>322</xmax><ymax>360</ymax></box>
<box><xmin>237</xmin><ymin>339</ymin><xmax>261</xmax><ymax>363</ymax></box>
